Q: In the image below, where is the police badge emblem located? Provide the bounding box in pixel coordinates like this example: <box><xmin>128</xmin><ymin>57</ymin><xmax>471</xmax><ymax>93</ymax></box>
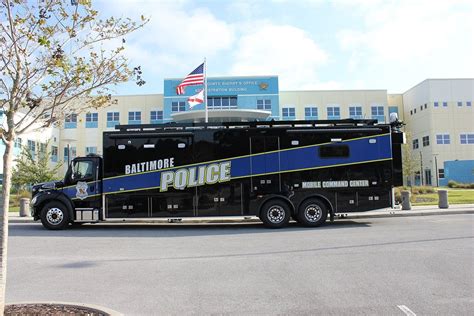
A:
<box><xmin>76</xmin><ymin>181</ymin><xmax>88</xmax><ymax>200</ymax></box>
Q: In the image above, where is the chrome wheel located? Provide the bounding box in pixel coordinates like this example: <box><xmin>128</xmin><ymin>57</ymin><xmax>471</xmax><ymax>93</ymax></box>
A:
<box><xmin>304</xmin><ymin>204</ymin><xmax>322</xmax><ymax>222</ymax></box>
<box><xmin>46</xmin><ymin>207</ymin><xmax>64</xmax><ymax>225</ymax></box>
<box><xmin>267</xmin><ymin>205</ymin><xmax>285</xmax><ymax>224</ymax></box>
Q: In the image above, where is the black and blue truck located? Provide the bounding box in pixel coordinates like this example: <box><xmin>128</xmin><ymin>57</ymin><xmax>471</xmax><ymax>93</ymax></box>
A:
<box><xmin>31</xmin><ymin>119</ymin><xmax>404</xmax><ymax>229</ymax></box>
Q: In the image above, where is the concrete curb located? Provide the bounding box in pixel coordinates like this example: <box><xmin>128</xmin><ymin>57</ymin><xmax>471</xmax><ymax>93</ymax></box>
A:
<box><xmin>6</xmin><ymin>301</ymin><xmax>122</xmax><ymax>316</ymax></box>
<box><xmin>8</xmin><ymin>208</ymin><xmax>474</xmax><ymax>224</ymax></box>
<box><xmin>337</xmin><ymin>209</ymin><xmax>474</xmax><ymax>219</ymax></box>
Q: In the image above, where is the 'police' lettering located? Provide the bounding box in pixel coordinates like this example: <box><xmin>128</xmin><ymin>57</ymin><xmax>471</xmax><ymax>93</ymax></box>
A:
<box><xmin>160</xmin><ymin>162</ymin><xmax>231</xmax><ymax>192</ymax></box>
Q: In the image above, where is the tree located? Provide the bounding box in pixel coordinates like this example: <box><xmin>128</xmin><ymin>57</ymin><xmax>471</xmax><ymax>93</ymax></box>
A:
<box><xmin>12</xmin><ymin>141</ymin><xmax>62</xmax><ymax>189</ymax></box>
<box><xmin>402</xmin><ymin>132</ymin><xmax>420</xmax><ymax>187</ymax></box>
<box><xmin>0</xmin><ymin>0</ymin><xmax>148</xmax><ymax>311</ymax></box>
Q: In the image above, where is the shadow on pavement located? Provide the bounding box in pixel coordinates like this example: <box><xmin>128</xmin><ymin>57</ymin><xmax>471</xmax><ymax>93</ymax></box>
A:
<box><xmin>9</xmin><ymin>220</ymin><xmax>372</xmax><ymax>238</ymax></box>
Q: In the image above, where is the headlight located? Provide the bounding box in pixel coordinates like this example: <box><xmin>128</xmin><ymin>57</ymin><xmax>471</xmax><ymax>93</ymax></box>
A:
<box><xmin>31</xmin><ymin>195</ymin><xmax>38</xmax><ymax>205</ymax></box>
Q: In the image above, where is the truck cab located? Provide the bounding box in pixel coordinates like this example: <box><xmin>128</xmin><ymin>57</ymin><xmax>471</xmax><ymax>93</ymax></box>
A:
<box><xmin>31</xmin><ymin>154</ymin><xmax>103</xmax><ymax>229</ymax></box>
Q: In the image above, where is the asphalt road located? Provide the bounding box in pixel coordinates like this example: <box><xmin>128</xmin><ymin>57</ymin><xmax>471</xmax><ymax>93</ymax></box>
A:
<box><xmin>7</xmin><ymin>215</ymin><xmax>474</xmax><ymax>315</ymax></box>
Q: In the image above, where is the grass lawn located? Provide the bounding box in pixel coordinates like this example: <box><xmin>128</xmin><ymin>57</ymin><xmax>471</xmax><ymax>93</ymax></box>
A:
<box><xmin>9</xmin><ymin>206</ymin><xmax>20</xmax><ymax>212</ymax></box>
<box><xmin>412</xmin><ymin>189</ymin><xmax>474</xmax><ymax>206</ymax></box>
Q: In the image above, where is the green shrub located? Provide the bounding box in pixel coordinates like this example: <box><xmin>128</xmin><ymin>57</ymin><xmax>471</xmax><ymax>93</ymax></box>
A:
<box><xmin>448</xmin><ymin>180</ymin><xmax>458</xmax><ymax>188</ymax></box>
<box><xmin>9</xmin><ymin>190</ymin><xmax>32</xmax><ymax>208</ymax></box>
<box><xmin>447</xmin><ymin>181</ymin><xmax>474</xmax><ymax>189</ymax></box>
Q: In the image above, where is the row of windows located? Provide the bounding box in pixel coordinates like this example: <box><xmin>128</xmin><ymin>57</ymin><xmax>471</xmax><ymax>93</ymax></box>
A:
<box><xmin>282</xmin><ymin>105</ymin><xmax>392</xmax><ymax>122</ymax></box>
<box><xmin>413</xmin><ymin>133</ymin><xmax>474</xmax><ymax>148</ymax></box>
<box><xmin>434</xmin><ymin>101</ymin><xmax>472</xmax><ymax>107</ymax></box>
<box><xmin>65</xmin><ymin>111</ymin><xmax>164</xmax><ymax>129</ymax></box>
<box><xmin>22</xmin><ymin>146</ymin><xmax>101</xmax><ymax>162</ymax></box>
<box><xmin>410</xmin><ymin>101</ymin><xmax>472</xmax><ymax>115</ymax></box>
<box><xmin>171</xmin><ymin>97</ymin><xmax>242</xmax><ymax>112</ymax></box>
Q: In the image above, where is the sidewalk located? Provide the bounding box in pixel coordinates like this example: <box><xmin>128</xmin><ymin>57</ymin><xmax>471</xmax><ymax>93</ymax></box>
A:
<box><xmin>8</xmin><ymin>204</ymin><xmax>474</xmax><ymax>224</ymax></box>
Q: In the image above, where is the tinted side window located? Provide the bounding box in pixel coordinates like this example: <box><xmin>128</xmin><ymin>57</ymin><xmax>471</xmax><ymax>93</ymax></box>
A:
<box><xmin>70</xmin><ymin>160</ymin><xmax>95</xmax><ymax>182</ymax></box>
<box><xmin>319</xmin><ymin>145</ymin><xmax>349</xmax><ymax>158</ymax></box>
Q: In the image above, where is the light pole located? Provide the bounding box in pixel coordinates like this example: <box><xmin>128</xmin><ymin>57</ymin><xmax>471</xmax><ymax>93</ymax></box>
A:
<box><xmin>420</xmin><ymin>151</ymin><xmax>423</xmax><ymax>186</ymax></box>
<box><xmin>433</xmin><ymin>154</ymin><xmax>439</xmax><ymax>187</ymax></box>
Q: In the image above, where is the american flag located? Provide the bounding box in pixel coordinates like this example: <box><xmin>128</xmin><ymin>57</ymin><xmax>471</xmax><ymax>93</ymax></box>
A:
<box><xmin>176</xmin><ymin>63</ymin><xmax>204</xmax><ymax>95</ymax></box>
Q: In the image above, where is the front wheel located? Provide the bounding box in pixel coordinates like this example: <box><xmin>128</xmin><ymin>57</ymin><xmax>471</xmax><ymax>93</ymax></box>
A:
<box><xmin>297</xmin><ymin>199</ymin><xmax>328</xmax><ymax>227</ymax></box>
<box><xmin>40</xmin><ymin>202</ymin><xmax>70</xmax><ymax>230</ymax></box>
<box><xmin>260</xmin><ymin>200</ymin><xmax>291</xmax><ymax>228</ymax></box>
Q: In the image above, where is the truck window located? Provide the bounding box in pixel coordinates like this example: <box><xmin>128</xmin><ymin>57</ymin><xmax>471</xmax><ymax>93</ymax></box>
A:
<box><xmin>71</xmin><ymin>160</ymin><xmax>94</xmax><ymax>181</ymax></box>
<box><xmin>319</xmin><ymin>145</ymin><xmax>349</xmax><ymax>158</ymax></box>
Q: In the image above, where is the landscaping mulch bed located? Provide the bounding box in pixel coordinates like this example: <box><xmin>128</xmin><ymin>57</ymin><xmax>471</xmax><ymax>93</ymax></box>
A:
<box><xmin>5</xmin><ymin>303</ymin><xmax>109</xmax><ymax>315</ymax></box>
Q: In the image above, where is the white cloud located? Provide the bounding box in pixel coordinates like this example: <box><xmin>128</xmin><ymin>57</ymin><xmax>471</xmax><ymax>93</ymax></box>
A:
<box><xmin>98</xmin><ymin>0</ymin><xmax>235</xmax><ymax>76</ymax></box>
<box><xmin>337</xmin><ymin>0</ymin><xmax>474</xmax><ymax>66</ymax></box>
<box><xmin>229</xmin><ymin>22</ymin><xmax>330</xmax><ymax>90</ymax></box>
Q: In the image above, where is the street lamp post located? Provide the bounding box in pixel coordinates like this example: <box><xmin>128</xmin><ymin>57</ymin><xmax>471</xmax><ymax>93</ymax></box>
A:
<box><xmin>433</xmin><ymin>154</ymin><xmax>439</xmax><ymax>187</ymax></box>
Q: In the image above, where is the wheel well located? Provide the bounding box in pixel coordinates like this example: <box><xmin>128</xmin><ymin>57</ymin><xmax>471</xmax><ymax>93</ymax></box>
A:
<box><xmin>259</xmin><ymin>196</ymin><xmax>294</xmax><ymax>218</ymax></box>
<box><xmin>297</xmin><ymin>195</ymin><xmax>333</xmax><ymax>215</ymax></box>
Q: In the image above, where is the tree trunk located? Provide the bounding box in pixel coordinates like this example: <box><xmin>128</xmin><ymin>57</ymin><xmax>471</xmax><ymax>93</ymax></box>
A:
<box><xmin>0</xmin><ymin>138</ymin><xmax>15</xmax><ymax>313</ymax></box>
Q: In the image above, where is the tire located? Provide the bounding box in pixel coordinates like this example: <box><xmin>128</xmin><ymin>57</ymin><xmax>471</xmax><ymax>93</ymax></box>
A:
<box><xmin>40</xmin><ymin>202</ymin><xmax>70</xmax><ymax>230</ymax></box>
<box><xmin>260</xmin><ymin>200</ymin><xmax>291</xmax><ymax>228</ymax></box>
<box><xmin>297</xmin><ymin>198</ymin><xmax>328</xmax><ymax>227</ymax></box>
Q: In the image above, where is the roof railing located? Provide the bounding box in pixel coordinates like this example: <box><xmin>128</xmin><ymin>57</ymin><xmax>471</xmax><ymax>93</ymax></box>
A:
<box><xmin>114</xmin><ymin>119</ymin><xmax>379</xmax><ymax>132</ymax></box>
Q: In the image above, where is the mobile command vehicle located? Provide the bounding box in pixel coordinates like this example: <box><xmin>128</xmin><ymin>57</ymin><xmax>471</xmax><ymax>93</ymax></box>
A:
<box><xmin>31</xmin><ymin>119</ymin><xmax>405</xmax><ymax>230</ymax></box>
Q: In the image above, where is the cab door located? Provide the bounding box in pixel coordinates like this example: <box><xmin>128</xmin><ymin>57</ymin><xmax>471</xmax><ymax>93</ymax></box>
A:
<box><xmin>65</xmin><ymin>157</ymin><xmax>102</xmax><ymax>220</ymax></box>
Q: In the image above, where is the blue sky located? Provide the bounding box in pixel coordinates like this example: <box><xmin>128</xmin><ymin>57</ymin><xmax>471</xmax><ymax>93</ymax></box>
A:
<box><xmin>95</xmin><ymin>0</ymin><xmax>473</xmax><ymax>95</ymax></box>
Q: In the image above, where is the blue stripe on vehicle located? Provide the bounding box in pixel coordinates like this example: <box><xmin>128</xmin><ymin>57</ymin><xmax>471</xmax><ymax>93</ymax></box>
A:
<box><xmin>98</xmin><ymin>134</ymin><xmax>392</xmax><ymax>195</ymax></box>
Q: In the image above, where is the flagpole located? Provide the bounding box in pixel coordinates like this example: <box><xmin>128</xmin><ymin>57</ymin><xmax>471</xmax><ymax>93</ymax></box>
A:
<box><xmin>204</xmin><ymin>58</ymin><xmax>208</xmax><ymax>123</ymax></box>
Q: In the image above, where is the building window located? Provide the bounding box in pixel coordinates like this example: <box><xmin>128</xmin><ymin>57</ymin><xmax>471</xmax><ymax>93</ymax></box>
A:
<box><xmin>371</xmin><ymin>106</ymin><xmax>384</xmax><ymax>122</ymax></box>
<box><xmin>64</xmin><ymin>146</ymin><xmax>76</xmax><ymax>162</ymax></box>
<box><xmin>412</xmin><ymin>139</ymin><xmax>419</xmax><ymax>149</ymax></box>
<box><xmin>128</xmin><ymin>111</ymin><xmax>141</xmax><ymax>124</ymax></box>
<box><xmin>257</xmin><ymin>99</ymin><xmax>271</xmax><ymax>110</ymax></box>
<box><xmin>85</xmin><ymin>112</ymin><xmax>98</xmax><ymax>128</ymax></box>
<box><xmin>414</xmin><ymin>108</ymin><xmax>417</xmax><ymax>114</ymax></box>
<box><xmin>27</xmin><ymin>140</ymin><xmax>36</xmax><ymax>158</ymax></box>
<box><xmin>65</xmin><ymin>114</ymin><xmax>77</xmax><ymax>129</ymax></box>
<box><xmin>422</xmin><ymin>136</ymin><xmax>430</xmax><ymax>147</ymax></box>
<box><xmin>388</xmin><ymin>106</ymin><xmax>398</xmax><ymax>115</ymax></box>
<box><xmin>107</xmin><ymin>112</ymin><xmax>120</xmax><ymax>128</ymax></box>
<box><xmin>39</xmin><ymin>142</ymin><xmax>47</xmax><ymax>158</ymax></box>
<box><xmin>171</xmin><ymin>101</ymin><xmax>186</xmax><ymax>112</ymax></box>
<box><xmin>327</xmin><ymin>106</ymin><xmax>340</xmax><ymax>120</ymax></box>
<box><xmin>14</xmin><ymin>137</ymin><xmax>22</xmax><ymax>148</ymax></box>
<box><xmin>414</xmin><ymin>171</ymin><xmax>421</xmax><ymax>186</ymax></box>
<box><xmin>460</xmin><ymin>133</ymin><xmax>474</xmax><ymax>144</ymax></box>
<box><xmin>457</xmin><ymin>101</ymin><xmax>462</xmax><ymax>107</ymax></box>
<box><xmin>282</xmin><ymin>107</ymin><xmax>296</xmax><ymax>119</ymax></box>
<box><xmin>150</xmin><ymin>110</ymin><xmax>163</xmax><ymax>124</ymax></box>
<box><xmin>438</xmin><ymin>169</ymin><xmax>445</xmax><ymax>179</ymax></box>
<box><xmin>86</xmin><ymin>146</ymin><xmax>97</xmax><ymax>154</ymax></box>
<box><xmin>208</xmin><ymin>97</ymin><xmax>237</xmax><ymax>109</ymax></box>
<box><xmin>434</xmin><ymin>102</ymin><xmax>439</xmax><ymax>107</ymax></box>
<box><xmin>424</xmin><ymin>103</ymin><xmax>427</xmax><ymax>109</ymax></box>
<box><xmin>467</xmin><ymin>101</ymin><xmax>472</xmax><ymax>107</ymax></box>
<box><xmin>410</xmin><ymin>110</ymin><xmax>413</xmax><ymax>115</ymax></box>
<box><xmin>51</xmin><ymin>146</ymin><xmax>58</xmax><ymax>162</ymax></box>
<box><xmin>420</xmin><ymin>105</ymin><xmax>423</xmax><ymax>111</ymax></box>
<box><xmin>436</xmin><ymin>134</ymin><xmax>450</xmax><ymax>144</ymax></box>
<box><xmin>349</xmin><ymin>106</ymin><xmax>362</xmax><ymax>119</ymax></box>
<box><xmin>304</xmin><ymin>107</ymin><xmax>318</xmax><ymax>120</ymax></box>
<box><xmin>442</xmin><ymin>102</ymin><xmax>447</xmax><ymax>107</ymax></box>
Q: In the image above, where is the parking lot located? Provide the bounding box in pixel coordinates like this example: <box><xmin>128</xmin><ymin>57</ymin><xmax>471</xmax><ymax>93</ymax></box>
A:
<box><xmin>7</xmin><ymin>214</ymin><xmax>474</xmax><ymax>315</ymax></box>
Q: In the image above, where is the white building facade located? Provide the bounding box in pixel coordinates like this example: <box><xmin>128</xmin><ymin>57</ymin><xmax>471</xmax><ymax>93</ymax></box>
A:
<box><xmin>2</xmin><ymin>78</ymin><xmax>472</xmax><ymax>186</ymax></box>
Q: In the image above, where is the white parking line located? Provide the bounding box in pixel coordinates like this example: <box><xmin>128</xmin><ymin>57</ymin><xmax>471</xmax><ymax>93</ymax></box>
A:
<box><xmin>397</xmin><ymin>305</ymin><xmax>416</xmax><ymax>316</ymax></box>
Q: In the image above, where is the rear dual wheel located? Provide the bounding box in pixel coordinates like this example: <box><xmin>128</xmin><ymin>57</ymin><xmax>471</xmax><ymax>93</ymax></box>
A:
<box><xmin>260</xmin><ymin>200</ymin><xmax>291</xmax><ymax>228</ymax></box>
<box><xmin>297</xmin><ymin>199</ymin><xmax>328</xmax><ymax>227</ymax></box>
